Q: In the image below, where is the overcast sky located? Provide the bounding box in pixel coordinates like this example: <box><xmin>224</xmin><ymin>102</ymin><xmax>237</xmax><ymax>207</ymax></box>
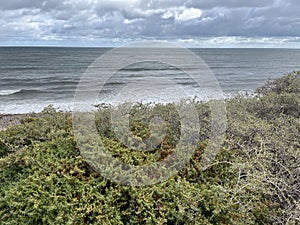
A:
<box><xmin>0</xmin><ymin>0</ymin><xmax>300</xmax><ymax>47</ymax></box>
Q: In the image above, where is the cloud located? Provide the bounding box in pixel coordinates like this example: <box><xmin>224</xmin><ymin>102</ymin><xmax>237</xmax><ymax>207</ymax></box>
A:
<box><xmin>0</xmin><ymin>0</ymin><xmax>299</xmax><ymax>47</ymax></box>
<box><xmin>163</xmin><ymin>7</ymin><xmax>203</xmax><ymax>22</ymax></box>
<box><xmin>176</xmin><ymin>36</ymin><xmax>300</xmax><ymax>48</ymax></box>
<box><xmin>186</xmin><ymin>0</ymin><xmax>275</xmax><ymax>9</ymax></box>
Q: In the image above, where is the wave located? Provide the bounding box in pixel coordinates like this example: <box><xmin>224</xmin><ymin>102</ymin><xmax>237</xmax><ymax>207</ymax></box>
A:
<box><xmin>0</xmin><ymin>89</ymin><xmax>53</xmax><ymax>97</ymax></box>
<box><xmin>0</xmin><ymin>66</ymin><xmax>41</xmax><ymax>71</ymax></box>
<box><xmin>120</xmin><ymin>67</ymin><xmax>180</xmax><ymax>72</ymax></box>
<box><xmin>0</xmin><ymin>89</ymin><xmax>22</xmax><ymax>96</ymax></box>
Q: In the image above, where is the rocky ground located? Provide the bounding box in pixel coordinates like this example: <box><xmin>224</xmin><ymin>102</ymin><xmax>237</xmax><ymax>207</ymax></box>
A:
<box><xmin>0</xmin><ymin>114</ymin><xmax>30</xmax><ymax>131</ymax></box>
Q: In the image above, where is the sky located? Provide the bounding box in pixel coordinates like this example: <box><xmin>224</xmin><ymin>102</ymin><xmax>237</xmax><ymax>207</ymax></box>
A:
<box><xmin>0</xmin><ymin>0</ymin><xmax>300</xmax><ymax>48</ymax></box>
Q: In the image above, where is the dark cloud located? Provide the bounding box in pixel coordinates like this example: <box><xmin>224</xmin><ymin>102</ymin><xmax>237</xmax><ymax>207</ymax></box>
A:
<box><xmin>186</xmin><ymin>0</ymin><xmax>275</xmax><ymax>9</ymax></box>
<box><xmin>0</xmin><ymin>0</ymin><xmax>299</xmax><ymax>46</ymax></box>
<box><xmin>0</xmin><ymin>0</ymin><xmax>43</xmax><ymax>10</ymax></box>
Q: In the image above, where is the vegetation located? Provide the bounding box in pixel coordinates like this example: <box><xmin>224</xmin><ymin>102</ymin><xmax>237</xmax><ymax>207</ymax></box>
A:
<box><xmin>0</xmin><ymin>72</ymin><xmax>299</xmax><ymax>224</ymax></box>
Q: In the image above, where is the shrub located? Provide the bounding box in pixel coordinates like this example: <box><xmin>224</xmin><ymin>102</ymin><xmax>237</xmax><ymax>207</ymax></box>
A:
<box><xmin>0</xmin><ymin>72</ymin><xmax>299</xmax><ymax>224</ymax></box>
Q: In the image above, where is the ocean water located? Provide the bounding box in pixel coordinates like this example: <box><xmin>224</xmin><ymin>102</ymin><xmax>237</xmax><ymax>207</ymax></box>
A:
<box><xmin>0</xmin><ymin>47</ymin><xmax>300</xmax><ymax>114</ymax></box>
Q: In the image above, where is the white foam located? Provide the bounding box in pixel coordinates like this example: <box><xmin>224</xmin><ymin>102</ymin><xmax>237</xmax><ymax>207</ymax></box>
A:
<box><xmin>0</xmin><ymin>89</ymin><xmax>21</xmax><ymax>96</ymax></box>
<box><xmin>0</xmin><ymin>88</ymin><xmax>239</xmax><ymax>114</ymax></box>
<box><xmin>0</xmin><ymin>100</ymin><xmax>74</xmax><ymax>114</ymax></box>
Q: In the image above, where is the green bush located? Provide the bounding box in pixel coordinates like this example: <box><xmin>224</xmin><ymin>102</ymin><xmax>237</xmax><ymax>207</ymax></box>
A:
<box><xmin>0</xmin><ymin>72</ymin><xmax>299</xmax><ymax>224</ymax></box>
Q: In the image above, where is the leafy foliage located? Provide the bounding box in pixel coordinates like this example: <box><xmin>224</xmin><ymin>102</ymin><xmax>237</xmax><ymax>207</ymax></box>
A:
<box><xmin>0</xmin><ymin>72</ymin><xmax>299</xmax><ymax>224</ymax></box>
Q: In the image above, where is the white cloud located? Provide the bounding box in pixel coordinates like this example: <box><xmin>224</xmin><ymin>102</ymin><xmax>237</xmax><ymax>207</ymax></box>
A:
<box><xmin>123</xmin><ymin>18</ymin><xmax>143</xmax><ymax>24</ymax></box>
<box><xmin>175</xmin><ymin>7</ymin><xmax>202</xmax><ymax>22</ymax></box>
<box><xmin>161</xmin><ymin>7</ymin><xmax>203</xmax><ymax>22</ymax></box>
<box><xmin>176</xmin><ymin>36</ymin><xmax>300</xmax><ymax>48</ymax></box>
<box><xmin>0</xmin><ymin>0</ymin><xmax>299</xmax><ymax>47</ymax></box>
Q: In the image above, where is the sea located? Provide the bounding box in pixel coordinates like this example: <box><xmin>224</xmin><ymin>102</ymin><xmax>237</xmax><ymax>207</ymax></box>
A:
<box><xmin>0</xmin><ymin>47</ymin><xmax>300</xmax><ymax>114</ymax></box>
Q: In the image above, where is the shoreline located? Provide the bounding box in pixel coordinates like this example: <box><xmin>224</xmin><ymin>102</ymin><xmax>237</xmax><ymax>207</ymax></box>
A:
<box><xmin>0</xmin><ymin>95</ymin><xmax>247</xmax><ymax>132</ymax></box>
